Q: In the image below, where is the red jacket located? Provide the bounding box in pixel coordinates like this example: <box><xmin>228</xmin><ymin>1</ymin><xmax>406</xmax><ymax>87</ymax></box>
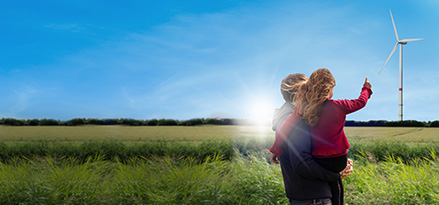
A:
<box><xmin>270</xmin><ymin>87</ymin><xmax>372</xmax><ymax>157</ymax></box>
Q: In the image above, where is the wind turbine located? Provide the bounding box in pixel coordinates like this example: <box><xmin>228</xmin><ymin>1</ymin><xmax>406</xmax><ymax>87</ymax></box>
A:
<box><xmin>378</xmin><ymin>9</ymin><xmax>423</xmax><ymax>121</ymax></box>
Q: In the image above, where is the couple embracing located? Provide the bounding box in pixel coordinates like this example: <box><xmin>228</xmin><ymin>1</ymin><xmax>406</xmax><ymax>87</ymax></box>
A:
<box><xmin>270</xmin><ymin>68</ymin><xmax>372</xmax><ymax>205</ymax></box>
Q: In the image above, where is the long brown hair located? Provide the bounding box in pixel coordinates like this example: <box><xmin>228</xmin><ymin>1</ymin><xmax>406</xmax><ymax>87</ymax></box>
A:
<box><xmin>293</xmin><ymin>68</ymin><xmax>335</xmax><ymax>126</ymax></box>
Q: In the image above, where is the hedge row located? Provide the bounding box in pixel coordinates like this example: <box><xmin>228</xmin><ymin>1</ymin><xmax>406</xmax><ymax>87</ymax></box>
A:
<box><xmin>0</xmin><ymin>118</ymin><xmax>236</xmax><ymax>126</ymax></box>
<box><xmin>2</xmin><ymin>118</ymin><xmax>439</xmax><ymax>127</ymax></box>
<box><xmin>345</xmin><ymin>120</ymin><xmax>439</xmax><ymax>127</ymax></box>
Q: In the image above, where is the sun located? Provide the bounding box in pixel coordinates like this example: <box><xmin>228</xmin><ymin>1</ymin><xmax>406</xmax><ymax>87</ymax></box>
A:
<box><xmin>243</xmin><ymin>98</ymin><xmax>275</xmax><ymax>126</ymax></box>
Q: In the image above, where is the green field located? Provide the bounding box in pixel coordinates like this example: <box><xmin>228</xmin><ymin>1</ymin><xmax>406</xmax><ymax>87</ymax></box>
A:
<box><xmin>1</xmin><ymin>125</ymin><xmax>439</xmax><ymax>204</ymax></box>
<box><xmin>1</xmin><ymin>125</ymin><xmax>438</xmax><ymax>143</ymax></box>
<box><xmin>0</xmin><ymin>125</ymin><xmax>271</xmax><ymax>143</ymax></box>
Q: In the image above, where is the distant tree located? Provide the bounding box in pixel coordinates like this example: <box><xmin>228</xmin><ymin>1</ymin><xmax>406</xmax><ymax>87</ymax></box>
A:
<box><xmin>146</xmin><ymin>119</ymin><xmax>158</xmax><ymax>126</ymax></box>
<box><xmin>430</xmin><ymin>120</ymin><xmax>439</xmax><ymax>127</ymax></box>
<box><xmin>206</xmin><ymin>118</ymin><xmax>223</xmax><ymax>125</ymax></box>
<box><xmin>27</xmin><ymin>119</ymin><xmax>40</xmax><ymax>126</ymax></box>
<box><xmin>103</xmin><ymin>119</ymin><xmax>119</xmax><ymax>125</ymax></box>
<box><xmin>368</xmin><ymin>120</ymin><xmax>387</xmax><ymax>127</ymax></box>
<box><xmin>222</xmin><ymin>118</ymin><xmax>234</xmax><ymax>125</ymax></box>
<box><xmin>87</xmin><ymin>119</ymin><xmax>103</xmax><ymax>125</ymax></box>
<box><xmin>40</xmin><ymin>118</ymin><xmax>60</xmax><ymax>126</ymax></box>
<box><xmin>2</xmin><ymin>118</ymin><xmax>25</xmax><ymax>126</ymax></box>
<box><xmin>385</xmin><ymin>120</ymin><xmax>426</xmax><ymax>127</ymax></box>
<box><xmin>158</xmin><ymin>119</ymin><xmax>178</xmax><ymax>126</ymax></box>
<box><xmin>346</xmin><ymin>120</ymin><xmax>388</xmax><ymax>127</ymax></box>
<box><xmin>181</xmin><ymin>118</ymin><xmax>204</xmax><ymax>126</ymax></box>
<box><xmin>121</xmin><ymin>118</ymin><xmax>144</xmax><ymax>126</ymax></box>
<box><xmin>65</xmin><ymin>118</ymin><xmax>86</xmax><ymax>126</ymax></box>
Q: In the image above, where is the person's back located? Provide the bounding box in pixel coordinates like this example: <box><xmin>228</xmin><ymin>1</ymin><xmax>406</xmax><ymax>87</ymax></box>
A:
<box><xmin>279</xmin><ymin>119</ymin><xmax>339</xmax><ymax>202</ymax></box>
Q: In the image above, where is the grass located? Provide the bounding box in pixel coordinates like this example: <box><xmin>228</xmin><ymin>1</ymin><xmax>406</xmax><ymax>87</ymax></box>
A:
<box><xmin>1</xmin><ymin>125</ymin><xmax>438</xmax><ymax>144</ymax></box>
<box><xmin>0</xmin><ymin>139</ymin><xmax>237</xmax><ymax>163</ymax></box>
<box><xmin>1</xmin><ymin>152</ymin><xmax>439</xmax><ymax>204</ymax></box>
<box><xmin>345</xmin><ymin>127</ymin><xmax>439</xmax><ymax>144</ymax></box>
<box><xmin>0</xmin><ymin>125</ymin><xmax>273</xmax><ymax>144</ymax></box>
<box><xmin>344</xmin><ymin>154</ymin><xmax>439</xmax><ymax>204</ymax></box>
<box><xmin>1</xmin><ymin>125</ymin><xmax>439</xmax><ymax>203</ymax></box>
<box><xmin>0</xmin><ymin>153</ymin><xmax>287</xmax><ymax>204</ymax></box>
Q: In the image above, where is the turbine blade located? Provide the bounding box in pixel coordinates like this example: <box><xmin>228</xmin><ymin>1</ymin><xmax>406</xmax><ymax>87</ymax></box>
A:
<box><xmin>390</xmin><ymin>9</ymin><xmax>399</xmax><ymax>42</ymax></box>
<box><xmin>378</xmin><ymin>42</ymin><xmax>398</xmax><ymax>75</ymax></box>
<box><xmin>400</xmin><ymin>38</ymin><xmax>424</xmax><ymax>43</ymax></box>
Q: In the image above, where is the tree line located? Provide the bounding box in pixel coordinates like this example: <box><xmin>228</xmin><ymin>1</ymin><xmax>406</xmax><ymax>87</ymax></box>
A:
<box><xmin>345</xmin><ymin>120</ymin><xmax>439</xmax><ymax>127</ymax></box>
<box><xmin>1</xmin><ymin>117</ymin><xmax>438</xmax><ymax>127</ymax></box>
<box><xmin>0</xmin><ymin>118</ymin><xmax>235</xmax><ymax>126</ymax></box>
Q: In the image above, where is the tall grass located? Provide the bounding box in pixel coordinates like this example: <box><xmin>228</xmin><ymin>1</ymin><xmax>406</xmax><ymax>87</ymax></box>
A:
<box><xmin>2</xmin><ymin>138</ymin><xmax>439</xmax><ymax>164</ymax></box>
<box><xmin>0</xmin><ymin>153</ymin><xmax>286</xmax><ymax>204</ymax></box>
<box><xmin>349</xmin><ymin>140</ymin><xmax>439</xmax><ymax>163</ymax></box>
<box><xmin>0</xmin><ymin>139</ymin><xmax>236</xmax><ymax>163</ymax></box>
<box><xmin>2</xmin><ymin>152</ymin><xmax>439</xmax><ymax>204</ymax></box>
<box><xmin>344</xmin><ymin>154</ymin><xmax>439</xmax><ymax>204</ymax></box>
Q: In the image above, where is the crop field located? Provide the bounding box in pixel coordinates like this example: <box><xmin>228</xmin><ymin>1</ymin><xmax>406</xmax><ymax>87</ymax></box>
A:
<box><xmin>0</xmin><ymin>125</ymin><xmax>271</xmax><ymax>143</ymax></box>
<box><xmin>1</xmin><ymin>125</ymin><xmax>438</xmax><ymax>143</ymax></box>
<box><xmin>1</xmin><ymin>125</ymin><xmax>439</xmax><ymax>204</ymax></box>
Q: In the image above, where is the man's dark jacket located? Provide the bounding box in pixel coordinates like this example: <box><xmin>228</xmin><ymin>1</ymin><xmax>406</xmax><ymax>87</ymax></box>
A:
<box><xmin>279</xmin><ymin>119</ymin><xmax>340</xmax><ymax>200</ymax></box>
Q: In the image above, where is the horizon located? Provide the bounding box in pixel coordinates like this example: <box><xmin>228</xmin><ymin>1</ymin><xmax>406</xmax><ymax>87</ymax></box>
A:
<box><xmin>1</xmin><ymin>0</ymin><xmax>438</xmax><ymax>121</ymax></box>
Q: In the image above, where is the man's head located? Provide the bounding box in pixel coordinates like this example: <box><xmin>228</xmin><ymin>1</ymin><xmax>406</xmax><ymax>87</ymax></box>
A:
<box><xmin>281</xmin><ymin>73</ymin><xmax>308</xmax><ymax>102</ymax></box>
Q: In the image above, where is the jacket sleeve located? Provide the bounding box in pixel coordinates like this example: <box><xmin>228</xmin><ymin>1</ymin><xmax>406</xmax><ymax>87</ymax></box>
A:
<box><xmin>334</xmin><ymin>87</ymin><xmax>372</xmax><ymax>115</ymax></box>
<box><xmin>270</xmin><ymin>109</ymin><xmax>300</xmax><ymax>155</ymax></box>
<box><xmin>283</xmin><ymin>120</ymin><xmax>340</xmax><ymax>182</ymax></box>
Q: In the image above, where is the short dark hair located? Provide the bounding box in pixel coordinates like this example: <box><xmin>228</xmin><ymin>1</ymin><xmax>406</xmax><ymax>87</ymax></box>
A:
<box><xmin>281</xmin><ymin>73</ymin><xmax>308</xmax><ymax>102</ymax></box>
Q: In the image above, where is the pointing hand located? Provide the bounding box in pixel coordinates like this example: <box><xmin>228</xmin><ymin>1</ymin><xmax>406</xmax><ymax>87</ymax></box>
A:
<box><xmin>363</xmin><ymin>77</ymin><xmax>372</xmax><ymax>89</ymax></box>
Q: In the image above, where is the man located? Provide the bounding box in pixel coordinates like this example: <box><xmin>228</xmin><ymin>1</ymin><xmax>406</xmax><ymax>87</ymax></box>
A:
<box><xmin>270</xmin><ymin>74</ymin><xmax>353</xmax><ymax>204</ymax></box>
<box><xmin>271</xmin><ymin>74</ymin><xmax>308</xmax><ymax>163</ymax></box>
<box><xmin>272</xmin><ymin>74</ymin><xmax>308</xmax><ymax>132</ymax></box>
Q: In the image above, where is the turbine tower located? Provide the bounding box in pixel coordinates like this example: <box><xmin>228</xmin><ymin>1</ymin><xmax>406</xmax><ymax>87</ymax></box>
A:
<box><xmin>378</xmin><ymin>9</ymin><xmax>423</xmax><ymax>121</ymax></box>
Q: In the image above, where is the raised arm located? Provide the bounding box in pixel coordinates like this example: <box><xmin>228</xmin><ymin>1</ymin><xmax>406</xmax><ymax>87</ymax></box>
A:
<box><xmin>334</xmin><ymin>77</ymin><xmax>373</xmax><ymax>115</ymax></box>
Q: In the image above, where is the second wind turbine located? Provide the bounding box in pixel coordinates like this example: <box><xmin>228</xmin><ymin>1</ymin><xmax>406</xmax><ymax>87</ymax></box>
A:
<box><xmin>378</xmin><ymin>9</ymin><xmax>423</xmax><ymax>121</ymax></box>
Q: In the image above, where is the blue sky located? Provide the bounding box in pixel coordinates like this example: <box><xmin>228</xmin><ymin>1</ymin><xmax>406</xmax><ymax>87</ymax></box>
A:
<box><xmin>1</xmin><ymin>0</ymin><xmax>438</xmax><ymax>121</ymax></box>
